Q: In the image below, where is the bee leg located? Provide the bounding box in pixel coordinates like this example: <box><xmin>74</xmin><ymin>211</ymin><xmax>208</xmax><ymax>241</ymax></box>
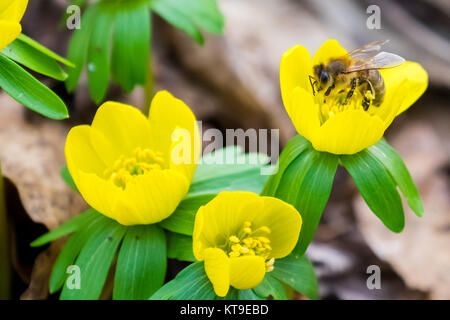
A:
<box><xmin>363</xmin><ymin>79</ymin><xmax>376</xmax><ymax>100</ymax></box>
<box><xmin>343</xmin><ymin>78</ymin><xmax>357</xmax><ymax>105</ymax></box>
<box><xmin>309</xmin><ymin>75</ymin><xmax>317</xmax><ymax>96</ymax></box>
<box><xmin>360</xmin><ymin>80</ymin><xmax>375</xmax><ymax>111</ymax></box>
<box><xmin>322</xmin><ymin>84</ymin><xmax>335</xmax><ymax>103</ymax></box>
<box><xmin>324</xmin><ymin>83</ymin><xmax>335</xmax><ymax>97</ymax></box>
<box><xmin>362</xmin><ymin>97</ymin><xmax>371</xmax><ymax>111</ymax></box>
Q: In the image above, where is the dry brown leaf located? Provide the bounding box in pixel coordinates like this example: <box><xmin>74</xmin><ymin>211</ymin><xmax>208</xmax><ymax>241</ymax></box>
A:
<box><xmin>0</xmin><ymin>93</ymin><xmax>88</xmax><ymax>229</ymax></box>
<box><xmin>20</xmin><ymin>240</ymin><xmax>65</xmax><ymax>300</ymax></box>
<box><xmin>0</xmin><ymin>93</ymin><xmax>89</xmax><ymax>299</ymax></box>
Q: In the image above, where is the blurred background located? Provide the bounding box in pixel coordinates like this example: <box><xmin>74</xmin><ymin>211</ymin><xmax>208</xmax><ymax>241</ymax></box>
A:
<box><xmin>0</xmin><ymin>0</ymin><xmax>448</xmax><ymax>299</ymax></box>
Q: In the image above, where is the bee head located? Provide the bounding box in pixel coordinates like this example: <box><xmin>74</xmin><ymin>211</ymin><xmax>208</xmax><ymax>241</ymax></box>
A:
<box><xmin>313</xmin><ymin>64</ymin><xmax>331</xmax><ymax>90</ymax></box>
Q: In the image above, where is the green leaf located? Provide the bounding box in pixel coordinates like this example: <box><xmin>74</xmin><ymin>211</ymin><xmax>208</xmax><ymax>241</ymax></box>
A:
<box><xmin>60</xmin><ymin>166</ymin><xmax>78</xmax><ymax>193</ymax></box>
<box><xmin>0</xmin><ymin>54</ymin><xmax>68</xmax><ymax>120</ymax></box>
<box><xmin>151</xmin><ymin>0</ymin><xmax>202</xmax><ymax>44</ymax></box>
<box><xmin>86</xmin><ymin>7</ymin><xmax>114</xmax><ymax>104</ymax></box>
<box><xmin>194</xmin><ymin>146</ymin><xmax>269</xmax><ymax>180</ymax></box>
<box><xmin>151</xmin><ymin>0</ymin><xmax>224</xmax><ymax>44</ymax></box>
<box><xmin>114</xmin><ymin>225</ymin><xmax>167</xmax><ymax>300</ymax></box>
<box><xmin>181</xmin><ymin>0</ymin><xmax>224</xmax><ymax>34</ymax></box>
<box><xmin>60</xmin><ymin>217</ymin><xmax>126</xmax><ymax>300</ymax></box>
<box><xmin>292</xmin><ymin>151</ymin><xmax>338</xmax><ymax>255</ymax></box>
<box><xmin>190</xmin><ymin>166</ymin><xmax>269</xmax><ymax>196</ymax></box>
<box><xmin>30</xmin><ymin>209</ymin><xmax>99</xmax><ymax>247</ymax></box>
<box><xmin>253</xmin><ymin>273</ymin><xmax>287</xmax><ymax>300</ymax></box>
<box><xmin>70</xmin><ymin>0</ymin><xmax>88</xmax><ymax>7</ymax></box>
<box><xmin>167</xmin><ymin>232</ymin><xmax>195</xmax><ymax>262</ymax></box>
<box><xmin>159</xmin><ymin>194</ymin><xmax>215</xmax><ymax>236</ymax></box>
<box><xmin>111</xmin><ymin>2</ymin><xmax>150</xmax><ymax>93</ymax></box>
<box><xmin>368</xmin><ymin>139</ymin><xmax>423</xmax><ymax>216</ymax></box>
<box><xmin>341</xmin><ymin>149</ymin><xmax>405</xmax><ymax>232</ymax></box>
<box><xmin>261</xmin><ymin>135</ymin><xmax>310</xmax><ymax>196</ymax></box>
<box><xmin>3</xmin><ymin>39</ymin><xmax>68</xmax><ymax>81</ymax></box>
<box><xmin>276</xmin><ymin>147</ymin><xmax>338</xmax><ymax>256</ymax></box>
<box><xmin>238</xmin><ymin>289</ymin><xmax>263</xmax><ymax>300</ymax></box>
<box><xmin>66</xmin><ymin>3</ymin><xmax>98</xmax><ymax>92</ymax></box>
<box><xmin>188</xmin><ymin>146</ymin><xmax>270</xmax><ymax>198</ymax></box>
<box><xmin>17</xmin><ymin>34</ymin><xmax>74</xmax><ymax>67</ymax></box>
<box><xmin>50</xmin><ymin>232</ymin><xmax>86</xmax><ymax>294</ymax></box>
<box><xmin>271</xmin><ymin>255</ymin><xmax>318</xmax><ymax>300</ymax></box>
<box><xmin>49</xmin><ymin>213</ymin><xmax>105</xmax><ymax>293</ymax></box>
<box><xmin>150</xmin><ymin>262</ymin><xmax>215</xmax><ymax>300</ymax></box>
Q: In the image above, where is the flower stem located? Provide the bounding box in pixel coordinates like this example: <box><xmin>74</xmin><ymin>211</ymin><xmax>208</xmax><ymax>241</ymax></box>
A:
<box><xmin>0</xmin><ymin>163</ymin><xmax>11</xmax><ymax>299</ymax></box>
<box><xmin>142</xmin><ymin>51</ymin><xmax>154</xmax><ymax>116</ymax></box>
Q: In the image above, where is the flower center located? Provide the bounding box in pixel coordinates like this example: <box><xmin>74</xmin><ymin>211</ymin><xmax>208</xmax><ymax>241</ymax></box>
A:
<box><xmin>316</xmin><ymin>88</ymin><xmax>370</xmax><ymax>124</ymax></box>
<box><xmin>104</xmin><ymin>147</ymin><xmax>166</xmax><ymax>188</ymax></box>
<box><xmin>310</xmin><ymin>73</ymin><xmax>380</xmax><ymax>124</ymax></box>
<box><xmin>226</xmin><ymin>221</ymin><xmax>275</xmax><ymax>272</ymax></box>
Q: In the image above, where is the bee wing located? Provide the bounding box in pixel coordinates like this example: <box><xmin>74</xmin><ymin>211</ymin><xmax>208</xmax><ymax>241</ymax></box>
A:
<box><xmin>346</xmin><ymin>40</ymin><xmax>389</xmax><ymax>60</ymax></box>
<box><xmin>345</xmin><ymin>52</ymin><xmax>405</xmax><ymax>73</ymax></box>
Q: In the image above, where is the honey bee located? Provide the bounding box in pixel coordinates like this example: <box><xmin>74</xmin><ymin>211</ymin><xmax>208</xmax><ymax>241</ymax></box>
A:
<box><xmin>309</xmin><ymin>40</ymin><xmax>405</xmax><ymax>110</ymax></box>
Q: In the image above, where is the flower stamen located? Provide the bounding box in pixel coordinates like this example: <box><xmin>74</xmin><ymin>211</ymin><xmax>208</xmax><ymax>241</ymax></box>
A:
<box><xmin>104</xmin><ymin>147</ymin><xmax>166</xmax><ymax>188</ymax></box>
<box><xmin>226</xmin><ymin>221</ymin><xmax>274</xmax><ymax>272</ymax></box>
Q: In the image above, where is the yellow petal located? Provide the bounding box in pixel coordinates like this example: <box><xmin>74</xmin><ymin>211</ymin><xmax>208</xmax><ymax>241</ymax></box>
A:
<box><xmin>90</xmin><ymin>101</ymin><xmax>152</xmax><ymax>166</ymax></box>
<box><xmin>313</xmin><ymin>110</ymin><xmax>385</xmax><ymax>154</ymax></box>
<box><xmin>89</xmin><ymin>127</ymin><xmax>121</xmax><ymax>169</ymax></box>
<box><xmin>0</xmin><ymin>21</ymin><xmax>21</xmax><ymax>51</ymax></box>
<box><xmin>193</xmin><ymin>191</ymin><xmax>260</xmax><ymax>259</ymax></box>
<box><xmin>66</xmin><ymin>126</ymin><xmax>123</xmax><ymax>223</ymax></box>
<box><xmin>66</xmin><ymin>124</ymin><xmax>189</xmax><ymax>226</ymax></box>
<box><xmin>0</xmin><ymin>0</ymin><xmax>15</xmax><ymax>13</ymax></box>
<box><xmin>288</xmin><ymin>86</ymin><xmax>321</xmax><ymax>142</ymax></box>
<box><xmin>0</xmin><ymin>0</ymin><xmax>28</xmax><ymax>22</ymax></box>
<box><xmin>76</xmin><ymin>171</ymin><xmax>122</xmax><ymax>222</ymax></box>
<box><xmin>229</xmin><ymin>256</ymin><xmax>266</xmax><ymax>290</ymax></box>
<box><xmin>374</xmin><ymin>80</ymin><xmax>408</xmax><ymax>129</ymax></box>
<box><xmin>280</xmin><ymin>45</ymin><xmax>313</xmax><ymax>112</ymax></box>
<box><xmin>311</xmin><ymin>39</ymin><xmax>348</xmax><ymax>67</ymax></box>
<box><xmin>193</xmin><ymin>206</ymin><xmax>206</xmax><ymax>261</ymax></box>
<box><xmin>119</xmin><ymin>169</ymin><xmax>189</xmax><ymax>225</ymax></box>
<box><xmin>148</xmin><ymin>91</ymin><xmax>200</xmax><ymax>182</ymax></box>
<box><xmin>380</xmin><ymin>61</ymin><xmax>428</xmax><ymax>115</ymax></box>
<box><xmin>252</xmin><ymin>197</ymin><xmax>302</xmax><ymax>258</ymax></box>
<box><xmin>76</xmin><ymin>169</ymin><xmax>189</xmax><ymax>226</ymax></box>
<box><xmin>203</xmin><ymin>248</ymin><xmax>230</xmax><ymax>297</ymax></box>
<box><xmin>65</xmin><ymin>125</ymin><xmax>107</xmax><ymax>185</ymax></box>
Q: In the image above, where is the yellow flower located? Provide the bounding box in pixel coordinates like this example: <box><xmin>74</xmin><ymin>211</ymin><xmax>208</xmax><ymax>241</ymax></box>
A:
<box><xmin>193</xmin><ymin>191</ymin><xmax>302</xmax><ymax>297</ymax></box>
<box><xmin>65</xmin><ymin>91</ymin><xmax>200</xmax><ymax>225</ymax></box>
<box><xmin>280</xmin><ymin>39</ymin><xmax>428</xmax><ymax>154</ymax></box>
<box><xmin>0</xmin><ymin>0</ymin><xmax>28</xmax><ymax>51</ymax></box>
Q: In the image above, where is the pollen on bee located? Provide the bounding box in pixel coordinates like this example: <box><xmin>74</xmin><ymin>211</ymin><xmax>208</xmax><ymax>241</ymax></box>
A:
<box><xmin>364</xmin><ymin>90</ymin><xmax>375</xmax><ymax>100</ymax></box>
